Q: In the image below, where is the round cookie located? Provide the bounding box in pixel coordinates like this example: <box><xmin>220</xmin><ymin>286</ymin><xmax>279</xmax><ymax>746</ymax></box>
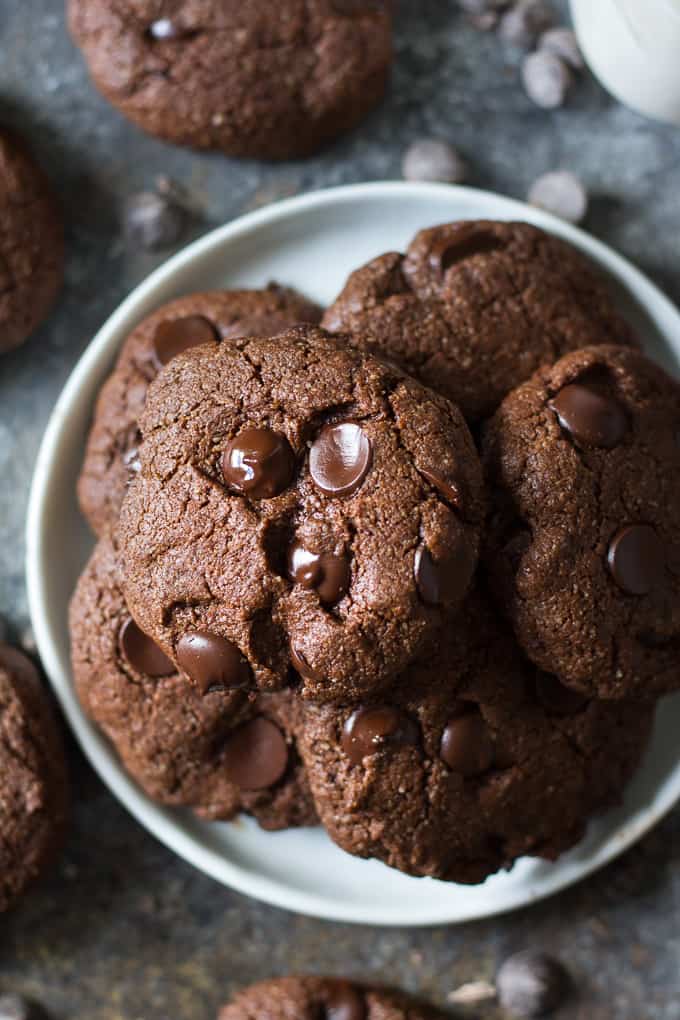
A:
<box><xmin>219</xmin><ymin>977</ymin><xmax>445</xmax><ymax>1020</ymax></box>
<box><xmin>67</xmin><ymin>0</ymin><xmax>393</xmax><ymax>160</ymax></box>
<box><xmin>483</xmin><ymin>344</ymin><xmax>680</xmax><ymax>700</ymax></box>
<box><xmin>78</xmin><ymin>286</ymin><xmax>322</xmax><ymax>537</ymax></box>
<box><xmin>0</xmin><ymin>128</ymin><xmax>63</xmax><ymax>353</ymax></box>
<box><xmin>117</xmin><ymin>326</ymin><xmax>485</xmax><ymax>703</ymax></box>
<box><xmin>296</xmin><ymin>595</ymin><xmax>653</xmax><ymax>884</ymax></box>
<box><xmin>0</xmin><ymin>643</ymin><xmax>69</xmax><ymax>912</ymax></box>
<box><xmin>322</xmin><ymin>220</ymin><xmax>636</xmax><ymax>421</ymax></box>
<box><xmin>69</xmin><ymin>536</ymin><xmax>316</xmax><ymax>828</ymax></box>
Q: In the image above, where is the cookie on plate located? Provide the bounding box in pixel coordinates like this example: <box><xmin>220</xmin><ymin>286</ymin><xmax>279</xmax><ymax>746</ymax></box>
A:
<box><xmin>70</xmin><ymin>536</ymin><xmax>316</xmax><ymax>828</ymax></box>
<box><xmin>118</xmin><ymin>326</ymin><xmax>485</xmax><ymax>702</ymax></box>
<box><xmin>0</xmin><ymin>128</ymin><xmax>63</xmax><ymax>353</ymax></box>
<box><xmin>0</xmin><ymin>643</ymin><xmax>69</xmax><ymax>912</ymax></box>
<box><xmin>296</xmin><ymin>594</ymin><xmax>653</xmax><ymax>883</ymax></box>
<box><xmin>322</xmin><ymin>220</ymin><xmax>636</xmax><ymax>421</ymax></box>
<box><xmin>483</xmin><ymin>344</ymin><xmax>680</xmax><ymax>700</ymax></box>
<box><xmin>67</xmin><ymin>0</ymin><xmax>393</xmax><ymax>160</ymax></box>
<box><xmin>78</xmin><ymin>285</ymin><xmax>322</xmax><ymax>537</ymax></box>
<box><xmin>219</xmin><ymin>976</ymin><xmax>444</xmax><ymax>1020</ymax></box>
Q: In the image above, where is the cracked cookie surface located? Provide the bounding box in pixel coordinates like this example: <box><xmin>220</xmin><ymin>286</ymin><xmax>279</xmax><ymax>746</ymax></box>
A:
<box><xmin>0</xmin><ymin>128</ymin><xmax>63</xmax><ymax>353</ymax></box>
<box><xmin>70</xmin><ymin>536</ymin><xmax>316</xmax><ymax>828</ymax></box>
<box><xmin>322</xmin><ymin>220</ymin><xmax>636</xmax><ymax>421</ymax></box>
<box><xmin>117</xmin><ymin>326</ymin><xmax>485</xmax><ymax>702</ymax></box>
<box><xmin>67</xmin><ymin>0</ymin><xmax>393</xmax><ymax>159</ymax></box>
<box><xmin>78</xmin><ymin>286</ymin><xmax>322</xmax><ymax>537</ymax></box>
<box><xmin>483</xmin><ymin>344</ymin><xmax>680</xmax><ymax>699</ymax></box>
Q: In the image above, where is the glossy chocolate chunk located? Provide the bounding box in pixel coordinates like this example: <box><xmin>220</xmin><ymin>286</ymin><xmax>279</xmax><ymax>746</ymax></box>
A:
<box><xmin>440</xmin><ymin>709</ymin><xmax>494</xmax><ymax>776</ymax></box>
<box><xmin>309</xmin><ymin>423</ymin><xmax>372</xmax><ymax>497</ymax></box>
<box><xmin>607</xmin><ymin>524</ymin><xmax>666</xmax><ymax>596</ymax></box>
<box><xmin>222</xmin><ymin>428</ymin><xmax>295</xmax><ymax>499</ymax></box>
<box><xmin>288</xmin><ymin>544</ymin><xmax>350</xmax><ymax>605</ymax></box>
<box><xmin>223</xmin><ymin>717</ymin><xmax>288</xmax><ymax>790</ymax></box>
<box><xmin>176</xmin><ymin>632</ymin><xmax>251</xmax><ymax>694</ymax></box>
<box><xmin>152</xmin><ymin>315</ymin><xmax>218</xmax><ymax>366</ymax></box>
<box><xmin>549</xmin><ymin>383</ymin><xmax>627</xmax><ymax>448</ymax></box>
<box><xmin>341</xmin><ymin>706</ymin><xmax>418</xmax><ymax>765</ymax></box>
<box><xmin>119</xmin><ymin>616</ymin><xmax>174</xmax><ymax>677</ymax></box>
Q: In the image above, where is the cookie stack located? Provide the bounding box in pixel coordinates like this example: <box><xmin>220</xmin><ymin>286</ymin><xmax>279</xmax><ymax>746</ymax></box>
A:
<box><xmin>70</xmin><ymin>220</ymin><xmax>680</xmax><ymax>883</ymax></box>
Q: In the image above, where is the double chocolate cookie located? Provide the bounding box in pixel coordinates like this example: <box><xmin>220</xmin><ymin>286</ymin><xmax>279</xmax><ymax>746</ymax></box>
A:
<box><xmin>322</xmin><ymin>220</ymin><xmax>636</xmax><ymax>421</ymax></box>
<box><xmin>0</xmin><ymin>128</ymin><xmax>63</xmax><ymax>353</ymax></box>
<box><xmin>78</xmin><ymin>286</ymin><xmax>321</xmax><ymax>536</ymax></box>
<box><xmin>483</xmin><ymin>344</ymin><xmax>680</xmax><ymax>700</ymax></box>
<box><xmin>0</xmin><ymin>644</ymin><xmax>69</xmax><ymax>912</ymax></box>
<box><xmin>68</xmin><ymin>0</ymin><xmax>393</xmax><ymax>160</ymax></box>
<box><xmin>296</xmin><ymin>594</ymin><xmax>653</xmax><ymax>883</ymax></box>
<box><xmin>118</xmin><ymin>326</ymin><xmax>485</xmax><ymax>702</ymax></box>
<box><xmin>70</xmin><ymin>536</ymin><xmax>316</xmax><ymax>828</ymax></box>
<box><xmin>219</xmin><ymin>977</ymin><xmax>444</xmax><ymax>1020</ymax></box>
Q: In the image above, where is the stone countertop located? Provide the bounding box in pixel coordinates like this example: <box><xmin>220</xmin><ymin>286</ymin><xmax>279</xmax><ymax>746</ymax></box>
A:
<box><xmin>1</xmin><ymin>2</ymin><xmax>679</xmax><ymax>1017</ymax></box>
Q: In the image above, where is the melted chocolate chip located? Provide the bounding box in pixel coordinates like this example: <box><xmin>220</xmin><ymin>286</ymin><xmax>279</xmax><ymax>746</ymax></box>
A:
<box><xmin>222</xmin><ymin>428</ymin><xmax>296</xmax><ymax>499</ymax></box>
<box><xmin>607</xmin><ymin>524</ymin><xmax>666</xmax><ymax>596</ymax></box>
<box><xmin>290</xmin><ymin>644</ymin><xmax>324</xmax><ymax>682</ymax></box>
<box><xmin>341</xmin><ymin>706</ymin><xmax>418</xmax><ymax>765</ymax></box>
<box><xmin>288</xmin><ymin>544</ymin><xmax>350</xmax><ymax>605</ymax></box>
<box><xmin>440</xmin><ymin>709</ymin><xmax>495</xmax><ymax>776</ymax></box>
<box><xmin>534</xmin><ymin>673</ymin><xmax>587</xmax><ymax>716</ymax></box>
<box><xmin>418</xmin><ymin>467</ymin><xmax>461</xmax><ymax>508</ymax></box>
<box><xmin>548</xmin><ymin>383</ymin><xmax>627</xmax><ymax>448</ymax></box>
<box><xmin>119</xmin><ymin>616</ymin><xmax>174</xmax><ymax>677</ymax></box>
<box><xmin>309</xmin><ymin>423</ymin><xmax>372</xmax><ymax>497</ymax></box>
<box><xmin>223</xmin><ymin>717</ymin><xmax>288</xmax><ymax>790</ymax></box>
<box><xmin>221</xmin><ymin>315</ymin><xmax>295</xmax><ymax>340</ymax></box>
<box><xmin>414</xmin><ymin>538</ymin><xmax>475</xmax><ymax>606</ymax></box>
<box><xmin>176</xmin><ymin>632</ymin><xmax>251</xmax><ymax>694</ymax></box>
<box><xmin>324</xmin><ymin>982</ymin><xmax>367</xmax><ymax>1020</ymax></box>
<box><xmin>428</xmin><ymin>225</ymin><xmax>501</xmax><ymax>276</ymax></box>
<box><xmin>152</xmin><ymin>315</ymin><xmax>218</xmax><ymax>367</ymax></box>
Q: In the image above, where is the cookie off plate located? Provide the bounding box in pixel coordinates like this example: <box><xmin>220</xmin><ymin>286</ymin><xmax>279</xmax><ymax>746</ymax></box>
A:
<box><xmin>27</xmin><ymin>182</ymin><xmax>680</xmax><ymax>926</ymax></box>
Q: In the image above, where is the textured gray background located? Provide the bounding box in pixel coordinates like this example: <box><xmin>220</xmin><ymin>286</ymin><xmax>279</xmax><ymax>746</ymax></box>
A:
<box><xmin>1</xmin><ymin>2</ymin><xmax>680</xmax><ymax>1018</ymax></box>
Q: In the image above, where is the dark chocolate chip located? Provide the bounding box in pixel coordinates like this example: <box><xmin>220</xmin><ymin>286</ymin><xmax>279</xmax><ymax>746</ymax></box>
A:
<box><xmin>324</xmin><ymin>982</ymin><xmax>366</xmax><ymax>1020</ymax></box>
<box><xmin>414</xmin><ymin>538</ymin><xmax>475</xmax><ymax>606</ymax></box>
<box><xmin>223</xmin><ymin>717</ymin><xmax>288</xmax><ymax>790</ymax></box>
<box><xmin>288</xmin><ymin>544</ymin><xmax>350</xmax><ymax>605</ymax></box>
<box><xmin>119</xmin><ymin>616</ymin><xmax>174</xmax><ymax>677</ymax></box>
<box><xmin>549</xmin><ymin>383</ymin><xmax>627</xmax><ymax>448</ymax></box>
<box><xmin>534</xmin><ymin>673</ymin><xmax>587</xmax><ymax>716</ymax></box>
<box><xmin>309</xmin><ymin>423</ymin><xmax>372</xmax><ymax>497</ymax></box>
<box><xmin>176</xmin><ymin>632</ymin><xmax>251</xmax><ymax>695</ymax></box>
<box><xmin>221</xmin><ymin>315</ymin><xmax>295</xmax><ymax>340</ymax></box>
<box><xmin>440</xmin><ymin>709</ymin><xmax>495</xmax><ymax>776</ymax></box>
<box><xmin>341</xmin><ymin>706</ymin><xmax>418</xmax><ymax>765</ymax></box>
<box><xmin>428</xmin><ymin>225</ymin><xmax>501</xmax><ymax>275</ymax></box>
<box><xmin>290</xmin><ymin>644</ymin><xmax>324</xmax><ymax>683</ymax></box>
<box><xmin>222</xmin><ymin>428</ymin><xmax>296</xmax><ymax>499</ymax></box>
<box><xmin>607</xmin><ymin>524</ymin><xmax>666</xmax><ymax>596</ymax></box>
<box><xmin>152</xmin><ymin>315</ymin><xmax>218</xmax><ymax>366</ymax></box>
<box><xmin>418</xmin><ymin>466</ymin><xmax>461</xmax><ymax>508</ymax></box>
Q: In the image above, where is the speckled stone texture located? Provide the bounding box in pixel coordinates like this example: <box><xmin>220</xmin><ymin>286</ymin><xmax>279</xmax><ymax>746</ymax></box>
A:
<box><xmin>1</xmin><ymin>1</ymin><xmax>680</xmax><ymax>1017</ymax></box>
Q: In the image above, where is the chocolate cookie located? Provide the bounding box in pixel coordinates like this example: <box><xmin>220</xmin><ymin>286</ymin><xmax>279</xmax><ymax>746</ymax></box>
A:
<box><xmin>67</xmin><ymin>0</ymin><xmax>393</xmax><ymax>160</ymax></box>
<box><xmin>322</xmin><ymin>220</ymin><xmax>636</xmax><ymax>421</ymax></box>
<box><xmin>117</xmin><ymin>326</ymin><xmax>485</xmax><ymax>702</ymax></box>
<box><xmin>219</xmin><ymin>977</ymin><xmax>444</xmax><ymax>1020</ymax></box>
<box><xmin>78</xmin><ymin>286</ymin><xmax>322</xmax><ymax>537</ymax></box>
<box><xmin>0</xmin><ymin>128</ymin><xmax>63</xmax><ymax>353</ymax></box>
<box><xmin>69</xmin><ymin>536</ymin><xmax>316</xmax><ymax>828</ymax></box>
<box><xmin>296</xmin><ymin>595</ymin><xmax>653</xmax><ymax>883</ymax></box>
<box><xmin>483</xmin><ymin>344</ymin><xmax>680</xmax><ymax>700</ymax></box>
<box><xmin>0</xmin><ymin>643</ymin><xmax>69</xmax><ymax>912</ymax></box>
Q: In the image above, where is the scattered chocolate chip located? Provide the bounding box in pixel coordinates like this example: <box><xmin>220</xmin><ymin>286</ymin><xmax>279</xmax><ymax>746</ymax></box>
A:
<box><xmin>222</xmin><ymin>428</ymin><xmax>296</xmax><ymax>499</ymax></box>
<box><xmin>534</xmin><ymin>673</ymin><xmax>588</xmax><ymax>716</ymax></box>
<box><xmin>309</xmin><ymin>423</ymin><xmax>372</xmax><ymax>497</ymax></box>
<box><xmin>342</xmin><ymin>706</ymin><xmax>418</xmax><ymax>765</ymax></box>
<box><xmin>529</xmin><ymin>169</ymin><xmax>588</xmax><ymax>224</ymax></box>
<box><xmin>289</xmin><ymin>644</ymin><xmax>323</xmax><ymax>682</ymax></box>
<box><xmin>119</xmin><ymin>616</ymin><xmax>174</xmax><ymax>677</ymax></box>
<box><xmin>414</xmin><ymin>539</ymin><xmax>475</xmax><ymax>606</ymax></box>
<box><xmin>152</xmin><ymin>315</ymin><xmax>218</xmax><ymax>367</ymax></box>
<box><xmin>548</xmin><ymin>383</ymin><xmax>627</xmax><ymax>448</ymax></box>
<box><xmin>223</xmin><ymin>717</ymin><xmax>289</xmax><ymax>790</ymax></box>
<box><xmin>0</xmin><ymin>995</ymin><xmax>48</xmax><ymax>1020</ymax></box>
<box><xmin>428</xmin><ymin>225</ymin><xmax>501</xmax><ymax>276</ymax></box>
<box><xmin>521</xmin><ymin>51</ymin><xmax>572</xmax><ymax>109</ymax></box>
<box><xmin>176</xmin><ymin>632</ymin><xmax>251</xmax><ymax>694</ymax></box>
<box><xmin>440</xmin><ymin>708</ymin><xmax>495</xmax><ymax>776</ymax></box>
<box><xmin>499</xmin><ymin>1</ymin><xmax>557</xmax><ymax>48</ymax></box>
<box><xmin>607</xmin><ymin>525</ymin><xmax>666</xmax><ymax>596</ymax></box>
<box><xmin>288</xmin><ymin>544</ymin><xmax>351</xmax><ymax>605</ymax></box>
<box><xmin>418</xmin><ymin>467</ymin><xmax>461</xmax><ymax>508</ymax></box>
<box><xmin>402</xmin><ymin>138</ymin><xmax>467</xmax><ymax>184</ymax></box>
<box><xmin>324</xmin><ymin>982</ymin><xmax>366</xmax><ymax>1020</ymax></box>
<box><xmin>538</xmin><ymin>26</ymin><xmax>584</xmax><ymax>69</ymax></box>
<box><xmin>123</xmin><ymin>191</ymin><xmax>186</xmax><ymax>251</ymax></box>
<box><xmin>496</xmin><ymin>950</ymin><xmax>570</xmax><ymax>1018</ymax></box>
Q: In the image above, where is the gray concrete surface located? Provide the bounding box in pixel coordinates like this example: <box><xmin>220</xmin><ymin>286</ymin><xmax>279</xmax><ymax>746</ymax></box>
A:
<box><xmin>1</xmin><ymin>2</ymin><xmax>679</xmax><ymax>1017</ymax></box>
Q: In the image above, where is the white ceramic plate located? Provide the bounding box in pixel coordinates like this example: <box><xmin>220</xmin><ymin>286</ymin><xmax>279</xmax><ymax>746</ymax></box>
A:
<box><xmin>26</xmin><ymin>182</ymin><xmax>680</xmax><ymax>927</ymax></box>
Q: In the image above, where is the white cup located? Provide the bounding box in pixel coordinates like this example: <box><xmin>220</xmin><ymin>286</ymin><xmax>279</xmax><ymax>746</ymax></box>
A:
<box><xmin>571</xmin><ymin>0</ymin><xmax>680</xmax><ymax>125</ymax></box>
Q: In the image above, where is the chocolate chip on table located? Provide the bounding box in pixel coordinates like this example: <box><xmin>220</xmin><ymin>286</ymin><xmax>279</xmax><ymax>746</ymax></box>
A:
<box><xmin>123</xmin><ymin>190</ymin><xmax>186</xmax><ymax>251</ymax></box>
<box><xmin>324</xmin><ymin>982</ymin><xmax>366</xmax><ymax>1020</ymax></box>
<box><xmin>119</xmin><ymin>616</ymin><xmax>174</xmax><ymax>677</ymax></box>
<box><xmin>402</xmin><ymin>138</ymin><xmax>467</xmax><ymax>184</ymax></box>
<box><xmin>152</xmin><ymin>315</ymin><xmax>219</xmax><ymax>366</ymax></box>
<box><xmin>529</xmin><ymin>170</ymin><xmax>588</xmax><ymax>224</ymax></box>
<box><xmin>538</xmin><ymin>27</ymin><xmax>584</xmax><ymax>69</ymax></box>
<box><xmin>496</xmin><ymin>951</ymin><xmax>570</xmax><ymax>1018</ymax></box>
<box><xmin>342</xmin><ymin>706</ymin><xmax>418</xmax><ymax>765</ymax></box>
<box><xmin>440</xmin><ymin>708</ymin><xmax>495</xmax><ymax>776</ymax></box>
<box><xmin>222</xmin><ymin>428</ymin><xmax>296</xmax><ymax>499</ymax></box>
<box><xmin>309</xmin><ymin>423</ymin><xmax>372</xmax><ymax>497</ymax></box>
<box><xmin>521</xmin><ymin>51</ymin><xmax>572</xmax><ymax>109</ymax></box>
<box><xmin>223</xmin><ymin>717</ymin><xmax>289</xmax><ymax>790</ymax></box>
<box><xmin>176</xmin><ymin>632</ymin><xmax>251</xmax><ymax>694</ymax></box>
<box><xmin>499</xmin><ymin>1</ymin><xmax>557</xmax><ymax>49</ymax></box>
<box><xmin>288</xmin><ymin>544</ymin><xmax>351</xmax><ymax>605</ymax></box>
<box><xmin>607</xmin><ymin>525</ymin><xmax>666</xmax><ymax>596</ymax></box>
<box><xmin>548</xmin><ymin>383</ymin><xmax>627</xmax><ymax>447</ymax></box>
<box><xmin>0</xmin><ymin>995</ymin><xmax>48</xmax><ymax>1020</ymax></box>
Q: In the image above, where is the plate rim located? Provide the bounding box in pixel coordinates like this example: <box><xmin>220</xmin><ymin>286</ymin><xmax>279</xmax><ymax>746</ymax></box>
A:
<box><xmin>26</xmin><ymin>180</ymin><xmax>680</xmax><ymax>927</ymax></box>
